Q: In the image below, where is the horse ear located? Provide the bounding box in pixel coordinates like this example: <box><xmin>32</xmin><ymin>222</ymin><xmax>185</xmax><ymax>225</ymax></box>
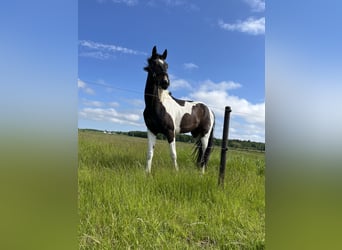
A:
<box><xmin>152</xmin><ymin>46</ymin><xmax>157</xmax><ymax>57</ymax></box>
<box><xmin>162</xmin><ymin>49</ymin><xmax>167</xmax><ymax>59</ymax></box>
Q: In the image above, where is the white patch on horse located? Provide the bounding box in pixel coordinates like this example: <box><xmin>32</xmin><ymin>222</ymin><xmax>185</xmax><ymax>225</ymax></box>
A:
<box><xmin>146</xmin><ymin>129</ymin><xmax>156</xmax><ymax>173</ymax></box>
<box><xmin>158</xmin><ymin>89</ymin><xmax>204</xmax><ymax>134</ymax></box>
<box><xmin>157</xmin><ymin>58</ymin><xmax>164</xmax><ymax>65</ymax></box>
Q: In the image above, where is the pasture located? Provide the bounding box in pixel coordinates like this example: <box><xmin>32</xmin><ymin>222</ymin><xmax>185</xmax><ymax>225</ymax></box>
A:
<box><xmin>78</xmin><ymin>130</ymin><xmax>265</xmax><ymax>249</ymax></box>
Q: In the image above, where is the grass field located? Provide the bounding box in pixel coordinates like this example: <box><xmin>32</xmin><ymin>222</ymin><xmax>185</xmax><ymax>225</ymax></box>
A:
<box><xmin>78</xmin><ymin>130</ymin><xmax>265</xmax><ymax>249</ymax></box>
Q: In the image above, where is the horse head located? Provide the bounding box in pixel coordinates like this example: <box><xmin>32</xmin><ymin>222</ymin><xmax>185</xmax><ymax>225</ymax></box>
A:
<box><xmin>144</xmin><ymin>46</ymin><xmax>169</xmax><ymax>90</ymax></box>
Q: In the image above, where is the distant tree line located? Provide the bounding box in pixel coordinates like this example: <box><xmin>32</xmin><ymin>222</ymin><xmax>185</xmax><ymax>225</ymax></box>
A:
<box><xmin>118</xmin><ymin>130</ymin><xmax>265</xmax><ymax>152</ymax></box>
<box><xmin>79</xmin><ymin>129</ymin><xmax>265</xmax><ymax>152</ymax></box>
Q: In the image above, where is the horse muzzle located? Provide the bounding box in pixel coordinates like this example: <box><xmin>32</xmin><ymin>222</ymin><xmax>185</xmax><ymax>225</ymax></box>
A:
<box><xmin>159</xmin><ymin>75</ymin><xmax>169</xmax><ymax>89</ymax></box>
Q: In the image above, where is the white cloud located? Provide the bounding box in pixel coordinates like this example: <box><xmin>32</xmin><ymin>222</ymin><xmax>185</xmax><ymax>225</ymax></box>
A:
<box><xmin>79</xmin><ymin>40</ymin><xmax>146</xmax><ymax>55</ymax></box>
<box><xmin>169</xmin><ymin>74</ymin><xmax>192</xmax><ymax>91</ymax></box>
<box><xmin>109</xmin><ymin>101</ymin><xmax>120</xmax><ymax>107</ymax></box>
<box><xmin>183</xmin><ymin>62</ymin><xmax>199</xmax><ymax>70</ymax></box>
<box><xmin>127</xmin><ymin>99</ymin><xmax>144</xmax><ymax>107</ymax></box>
<box><xmin>197</xmin><ymin>80</ymin><xmax>242</xmax><ymax>92</ymax></box>
<box><xmin>83</xmin><ymin>100</ymin><xmax>104</xmax><ymax>107</ymax></box>
<box><xmin>190</xmin><ymin>88</ymin><xmax>264</xmax><ymax>124</ymax></box>
<box><xmin>244</xmin><ymin>0</ymin><xmax>265</xmax><ymax>12</ymax></box>
<box><xmin>97</xmin><ymin>0</ymin><xmax>138</xmax><ymax>6</ymax></box>
<box><xmin>147</xmin><ymin>0</ymin><xmax>199</xmax><ymax>11</ymax></box>
<box><xmin>79</xmin><ymin>107</ymin><xmax>141</xmax><ymax>126</ymax></box>
<box><xmin>78</xmin><ymin>40</ymin><xmax>147</xmax><ymax>60</ymax></box>
<box><xmin>77</xmin><ymin>79</ymin><xmax>85</xmax><ymax>88</ymax></box>
<box><xmin>218</xmin><ymin>17</ymin><xmax>265</xmax><ymax>35</ymax></box>
<box><xmin>230</xmin><ymin>120</ymin><xmax>265</xmax><ymax>142</ymax></box>
<box><xmin>112</xmin><ymin>0</ymin><xmax>138</xmax><ymax>6</ymax></box>
<box><xmin>187</xmin><ymin>80</ymin><xmax>264</xmax><ymax>141</ymax></box>
<box><xmin>78</xmin><ymin>79</ymin><xmax>95</xmax><ymax>95</ymax></box>
<box><xmin>79</xmin><ymin>51</ymin><xmax>112</xmax><ymax>60</ymax></box>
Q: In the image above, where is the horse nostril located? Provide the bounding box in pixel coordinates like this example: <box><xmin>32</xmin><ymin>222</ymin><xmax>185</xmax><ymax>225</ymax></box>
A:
<box><xmin>160</xmin><ymin>79</ymin><xmax>169</xmax><ymax>89</ymax></box>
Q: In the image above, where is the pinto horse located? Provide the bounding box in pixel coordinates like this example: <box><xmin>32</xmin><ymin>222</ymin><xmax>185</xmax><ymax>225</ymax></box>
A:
<box><xmin>143</xmin><ymin>46</ymin><xmax>215</xmax><ymax>174</ymax></box>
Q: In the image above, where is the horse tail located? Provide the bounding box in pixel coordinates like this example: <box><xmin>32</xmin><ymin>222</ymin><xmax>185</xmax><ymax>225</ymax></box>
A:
<box><xmin>194</xmin><ymin>138</ymin><xmax>203</xmax><ymax>168</ymax></box>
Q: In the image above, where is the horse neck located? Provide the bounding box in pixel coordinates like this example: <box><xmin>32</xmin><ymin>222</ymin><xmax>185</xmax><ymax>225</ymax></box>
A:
<box><xmin>144</xmin><ymin>73</ymin><xmax>160</xmax><ymax>107</ymax></box>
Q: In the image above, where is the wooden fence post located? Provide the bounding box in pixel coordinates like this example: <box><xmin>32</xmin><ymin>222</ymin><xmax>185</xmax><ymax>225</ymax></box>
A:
<box><xmin>218</xmin><ymin>106</ymin><xmax>232</xmax><ymax>188</ymax></box>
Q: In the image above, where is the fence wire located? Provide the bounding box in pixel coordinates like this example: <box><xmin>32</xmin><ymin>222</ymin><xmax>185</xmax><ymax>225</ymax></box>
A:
<box><xmin>79</xmin><ymin>79</ymin><xmax>264</xmax><ymax>119</ymax></box>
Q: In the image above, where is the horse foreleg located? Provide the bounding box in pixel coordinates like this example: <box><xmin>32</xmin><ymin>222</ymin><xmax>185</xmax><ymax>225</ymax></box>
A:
<box><xmin>169</xmin><ymin>139</ymin><xmax>179</xmax><ymax>171</ymax></box>
<box><xmin>146</xmin><ymin>130</ymin><xmax>156</xmax><ymax>173</ymax></box>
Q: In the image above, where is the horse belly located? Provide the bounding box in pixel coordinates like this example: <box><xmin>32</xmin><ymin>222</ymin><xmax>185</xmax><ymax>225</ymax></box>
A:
<box><xmin>179</xmin><ymin>113</ymin><xmax>199</xmax><ymax>133</ymax></box>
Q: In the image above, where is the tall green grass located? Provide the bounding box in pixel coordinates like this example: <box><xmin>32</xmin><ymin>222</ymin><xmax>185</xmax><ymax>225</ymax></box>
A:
<box><xmin>79</xmin><ymin>131</ymin><xmax>265</xmax><ymax>249</ymax></box>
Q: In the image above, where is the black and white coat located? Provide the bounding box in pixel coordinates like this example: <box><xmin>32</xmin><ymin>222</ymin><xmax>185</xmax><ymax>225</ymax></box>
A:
<box><xmin>143</xmin><ymin>46</ymin><xmax>215</xmax><ymax>173</ymax></box>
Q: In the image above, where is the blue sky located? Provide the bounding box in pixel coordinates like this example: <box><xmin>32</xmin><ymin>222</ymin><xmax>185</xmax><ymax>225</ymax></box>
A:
<box><xmin>78</xmin><ymin>0</ymin><xmax>265</xmax><ymax>142</ymax></box>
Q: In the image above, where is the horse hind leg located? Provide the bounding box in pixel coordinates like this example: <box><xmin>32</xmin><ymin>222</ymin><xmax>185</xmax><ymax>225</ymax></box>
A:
<box><xmin>200</xmin><ymin>137</ymin><xmax>208</xmax><ymax>174</ymax></box>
